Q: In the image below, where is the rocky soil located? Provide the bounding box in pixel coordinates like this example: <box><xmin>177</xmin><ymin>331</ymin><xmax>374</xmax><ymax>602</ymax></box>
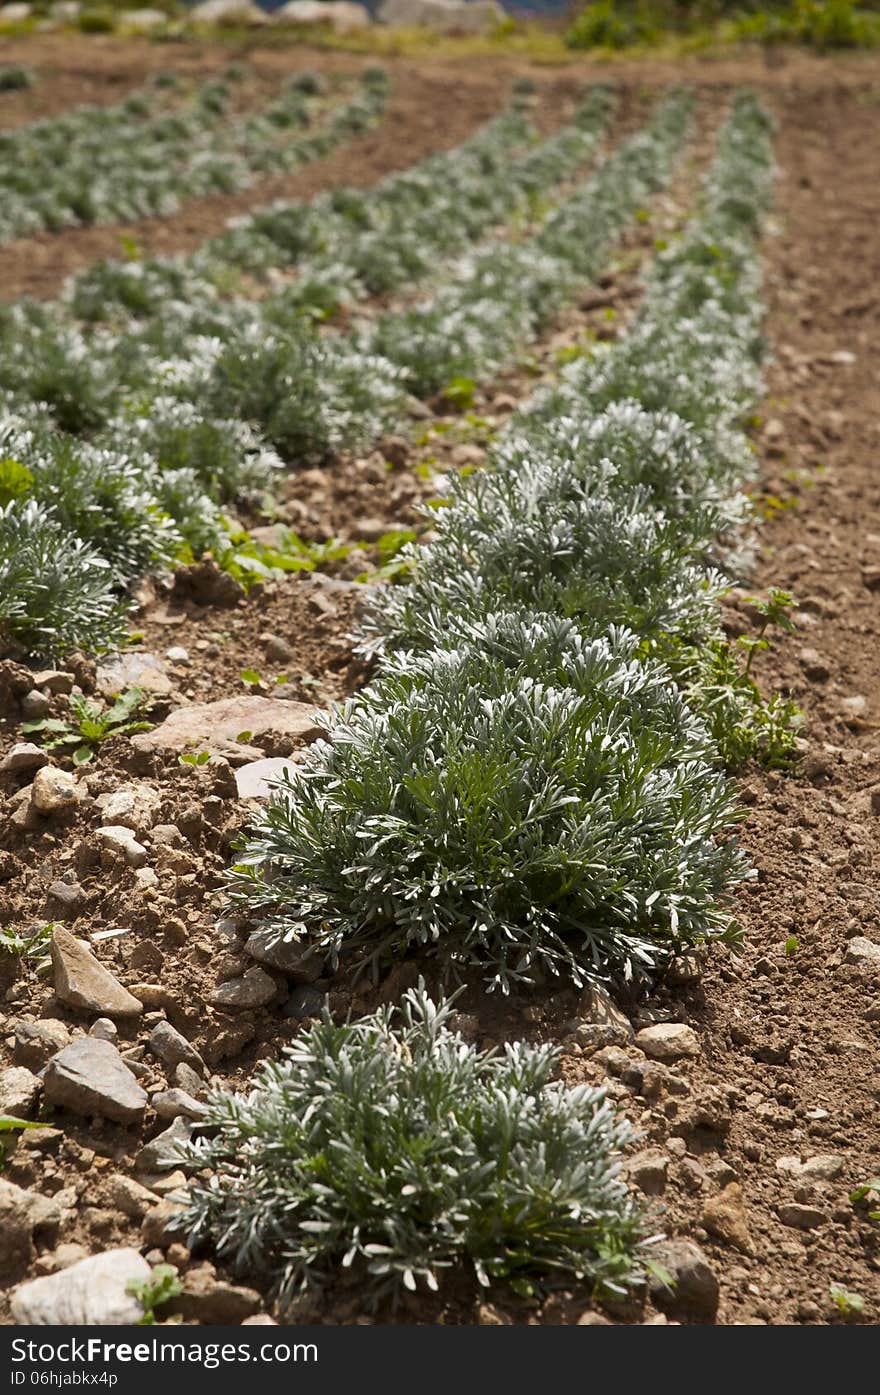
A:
<box><xmin>1</xmin><ymin>43</ymin><xmax>879</xmax><ymax>1327</ymax></box>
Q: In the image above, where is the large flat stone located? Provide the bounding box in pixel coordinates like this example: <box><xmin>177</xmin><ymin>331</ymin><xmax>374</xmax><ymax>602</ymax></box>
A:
<box><xmin>51</xmin><ymin>927</ymin><xmax>143</xmax><ymax>1018</ymax></box>
<box><xmin>43</xmin><ymin>1039</ymin><xmax>148</xmax><ymax>1126</ymax></box>
<box><xmin>131</xmin><ymin>697</ymin><xmax>323</xmax><ymax>756</ymax></box>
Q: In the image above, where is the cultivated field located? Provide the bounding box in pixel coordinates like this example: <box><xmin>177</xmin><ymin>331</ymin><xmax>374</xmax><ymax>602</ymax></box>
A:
<box><xmin>0</xmin><ymin>30</ymin><xmax>879</xmax><ymax>1329</ymax></box>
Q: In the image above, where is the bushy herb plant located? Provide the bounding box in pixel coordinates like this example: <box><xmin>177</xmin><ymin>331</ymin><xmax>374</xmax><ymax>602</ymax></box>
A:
<box><xmin>181</xmin><ymin>987</ymin><xmax>646</xmax><ymax>1306</ymax></box>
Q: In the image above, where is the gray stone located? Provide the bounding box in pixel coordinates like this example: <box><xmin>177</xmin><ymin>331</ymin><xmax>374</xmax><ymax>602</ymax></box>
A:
<box><xmin>845</xmin><ymin>936</ymin><xmax>880</xmax><ymax>966</ymax></box>
<box><xmin>10</xmin><ymin>1249</ymin><xmax>150</xmax><ymax>1325</ymax></box>
<box><xmin>147</xmin><ymin>1021</ymin><xmax>206</xmax><ymax>1076</ymax></box>
<box><xmin>776</xmin><ymin>1153</ymin><xmax>845</xmax><ymax>1183</ymax></box>
<box><xmin>151</xmin><ymin>1089</ymin><xmax>208</xmax><ymax>1122</ymax></box>
<box><xmin>44</xmin><ymin>1039</ymin><xmax>148</xmax><ymax>1126</ymax></box>
<box><xmin>51</xmin><ymin>927</ymin><xmax>143</xmax><ymax>1018</ymax></box>
<box><xmin>122</xmin><ymin>6</ymin><xmax>167</xmax><ymax>28</ymax></box>
<box><xmin>20</xmin><ymin>689</ymin><xmax>50</xmax><ymax>720</ymax></box>
<box><xmin>0</xmin><ymin>1066</ymin><xmax>41</xmax><ymax>1118</ymax></box>
<box><xmin>46</xmin><ymin>878</ymin><xmax>87</xmax><ymax>911</ymax></box>
<box><xmin>142</xmin><ymin>1199</ymin><xmax>189</xmax><ymax>1246</ymax></box>
<box><xmin>174</xmin><ymin>1062</ymin><xmax>205</xmax><ymax>1097</ymax></box>
<box><xmin>244</xmin><ymin>928</ymin><xmax>321</xmax><ymax>981</ymax></box>
<box><xmin>284</xmin><ymin>985</ymin><xmax>326</xmax><ymax>1020</ymax></box>
<box><xmin>30</xmin><ymin>670</ymin><xmax>73</xmax><ymax>695</ymax></box>
<box><xmin>96</xmin><ymin>824</ymin><xmax>150</xmax><ymax>868</ymax></box>
<box><xmin>209</xmin><ymin>966</ymin><xmax>277</xmax><ymax>1009</ymax></box>
<box><xmin>635</xmin><ymin>1022</ymin><xmax>701</xmax><ymax>1062</ymax></box>
<box><xmin>103</xmin><ymin>1174</ymin><xmax>159</xmax><ymax>1220</ymax></box>
<box><xmin>96</xmin><ymin>652</ymin><xmax>172</xmax><ymax>699</ymax></box>
<box><xmin>132</xmin><ymin>696</ymin><xmax>322</xmax><ymax>756</ymax></box>
<box><xmin>647</xmin><ymin>1238</ymin><xmax>719</xmax><ymax>1321</ymax></box>
<box><xmin>0</xmin><ymin>4</ymin><xmax>34</xmax><ymax>22</ymax></box>
<box><xmin>189</xmin><ymin>0</ymin><xmax>268</xmax><ymax>20</ymax></box>
<box><xmin>89</xmin><ymin>1017</ymin><xmax>118</xmax><ymax>1042</ymax></box>
<box><xmin>31</xmin><ymin>767</ymin><xmax>79</xmax><ymax>815</ymax></box>
<box><xmin>0</xmin><ymin>1180</ymin><xmax>62</xmax><ymax>1282</ymax></box>
<box><xmin>95</xmin><ymin>783</ymin><xmax>162</xmax><ymax>836</ymax></box>
<box><xmin>13</xmin><ymin>1020</ymin><xmax>70</xmax><ymax>1071</ymax></box>
<box><xmin>0</xmin><ymin>743</ymin><xmax>48</xmax><ymax>776</ymax></box>
<box><xmin>135</xmin><ymin>1117</ymin><xmax>193</xmax><ymax>1174</ymax></box>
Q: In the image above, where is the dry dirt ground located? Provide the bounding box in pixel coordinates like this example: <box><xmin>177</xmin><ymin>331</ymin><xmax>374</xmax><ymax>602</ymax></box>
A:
<box><xmin>0</xmin><ymin>35</ymin><xmax>879</xmax><ymax>1327</ymax></box>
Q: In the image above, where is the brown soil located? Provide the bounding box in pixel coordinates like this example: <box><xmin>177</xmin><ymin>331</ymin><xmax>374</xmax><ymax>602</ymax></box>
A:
<box><xmin>0</xmin><ymin>38</ymin><xmax>879</xmax><ymax>1328</ymax></box>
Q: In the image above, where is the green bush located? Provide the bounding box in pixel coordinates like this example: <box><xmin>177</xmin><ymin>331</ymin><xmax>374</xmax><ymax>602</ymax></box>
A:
<box><xmin>229</xmin><ymin>621</ymin><xmax>744</xmax><ymax>991</ymax></box>
<box><xmin>0</xmin><ymin>65</ymin><xmax>35</xmax><ymax>91</ymax></box>
<box><xmin>181</xmin><ymin>987</ymin><xmax>645</xmax><ymax>1306</ymax></box>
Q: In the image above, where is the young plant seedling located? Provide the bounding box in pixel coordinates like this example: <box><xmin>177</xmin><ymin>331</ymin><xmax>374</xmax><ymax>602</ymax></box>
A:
<box><xmin>127</xmin><ymin>1264</ymin><xmax>183</xmax><ymax>1326</ymax></box>
<box><xmin>23</xmin><ymin>687</ymin><xmax>154</xmax><ymax>765</ymax></box>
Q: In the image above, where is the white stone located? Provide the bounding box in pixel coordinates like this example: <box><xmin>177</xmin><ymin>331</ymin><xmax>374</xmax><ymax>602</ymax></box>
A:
<box><xmin>11</xmin><ymin>1249</ymin><xmax>150</xmax><ymax>1325</ymax></box>
<box><xmin>276</xmin><ymin>0</ymin><xmax>370</xmax><ymax>29</ymax></box>
<box><xmin>0</xmin><ymin>743</ymin><xmax>48</xmax><ymax>776</ymax></box>
<box><xmin>189</xmin><ymin>0</ymin><xmax>268</xmax><ymax>23</ymax></box>
<box><xmin>95</xmin><ymin>782</ymin><xmax>161</xmax><ymax>836</ymax></box>
<box><xmin>377</xmin><ymin>0</ymin><xmax>503</xmax><ymax>33</ymax></box>
<box><xmin>635</xmin><ymin>1022</ymin><xmax>701</xmax><ymax>1062</ymax></box>
<box><xmin>31</xmin><ymin>766</ymin><xmax>79</xmax><ymax>815</ymax></box>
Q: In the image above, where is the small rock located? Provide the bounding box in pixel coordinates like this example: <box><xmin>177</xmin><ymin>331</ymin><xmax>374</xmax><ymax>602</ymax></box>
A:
<box><xmin>151</xmin><ymin>1089</ymin><xmax>208</xmax><ymax>1122</ymax></box>
<box><xmin>0</xmin><ymin>743</ymin><xmax>48</xmax><ymax>776</ymax></box>
<box><xmin>844</xmin><ymin>936</ymin><xmax>880</xmax><ymax>966</ymax></box>
<box><xmin>20</xmin><ymin>689</ymin><xmax>50</xmax><ymax>720</ymax></box>
<box><xmin>778</xmin><ymin>1202</ymin><xmax>828</xmax><ymax>1230</ymax></box>
<box><xmin>209</xmin><ymin>966</ymin><xmax>277</xmax><ymax>1009</ymax></box>
<box><xmin>0</xmin><ymin>1180</ymin><xmax>62</xmax><ymax>1282</ymax></box>
<box><xmin>43</xmin><ymin>1039</ymin><xmax>148</xmax><ymax>1125</ymax></box>
<box><xmin>244</xmin><ymin>928</ymin><xmax>321</xmax><ymax>981</ymax></box>
<box><xmin>103</xmin><ymin>1174</ymin><xmax>159</xmax><ymax>1220</ymax></box>
<box><xmin>798</xmin><ymin>647</ymin><xmax>831</xmax><ymax>683</ymax></box>
<box><xmin>33</xmin><ymin>1244</ymin><xmax>90</xmax><ymax>1277</ymax></box>
<box><xmin>284</xmin><ymin>985</ymin><xmax>326</xmax><ymax>1020</ymax></box>
<box><xmin>626</xmin><ymin>1150</ymin><xmax>668</xmax><ymax>1196</ymax></box>
<box><xmin>96</xmin><ymin>825</ymin><xmax>149</xmax><ymax>868</ymax></box>
<box><xmin>96</xmin><ymin>652</ymin><xmax>172</xmax><ymax>699</ymax></box>
<box><xmin>666</xmin><ymin>954</ymin><xmax>702</xmax><ymax>986</ymax></box>
<box><xmin>147</xmin><ymin>1021</ymin><xmax>206</xmax><ymax>1076</ymax></box>
<box><xmin>13</xmin><ymin>1020</ymin><xmax>70</xmax><ymax>1071</ymax></box>
<box><xmin>174</xmin><ymin>1062</ymin><xmax>205</xmax><ymax>1097</ymax></box>
<box><xmin>142</xmin><ymin>1199</ymin><xmax>189</xmax><ymax>1247</ymax></box>
<box><xmin>30</xmin><ymin>670</ymin><xmax>73</xmax><ymax>695</ymax></box>
<box><xmin>89</xmin><ymin>1017</ymin><xmax>118</xmax><ymax>1043</ymax></box>
<box><xmin>647</xmin><ymin>1239</ymin><xmax>719</xmax><ymax>1321</ymax></box>
<box><xmin>235</xmin><ymin>757</ymin><xmax>296</xmax><ymax>801</ymax></box>
<box><xmin>635</xmin><ymin>1023</ymin><xmax>701</xmax><ymax>1062</ymax></box>
<box><xmin>0</xmin><ymin>1066</ymin><xmax>41</xmax><ymax>1118</ymax></box>
<box><xmin>171</xmin><ymin>1266</ymin><xmax>261</xmax><ymax>1324</ymax></box>
<box><xmin>46</xmin><ymin>878</ymin><xmax>87</xmax><ymax>911</ymax></box>
<box><xmin>701</xmin><ymin>1183</ymin><xmax>752</xmax><ymax>1253</ymax></box>
<box><xmin>95</xmin><ymin>783</ymin><xmax>162</xmax><ymax>836</ymax></box>
<box><xmin>31</xmin><ymin>766</ymin><xmax>79</xmax><ymax>815</ymax></box>
<box><xmin>135</xmin><ymin>1117</ymin><xmax>193</xmax><ymax>1174</ymax></box>
<box><xmin>10</xmin><ymin>1249</ymin><xmax>150</xmax><ymax>1325</ymax></box>
<box><xmin>576</xmin><ymin>983</ymin><xmax>634</xmax><ymax>1039</ymax></box>
<box><xmin>165</xmin><ymin>646</ymin><xmax>189</xmax><ymax>664</ymax></box>
<box><xmin>51</xmin><ymin>927</ymin><xmax>143</xmax><ymax>1018</ymax></box>
<box><xmin>776</xmin><ymin>1153</ymin><xmax>844</xmax><ymax>1182</ymax></box>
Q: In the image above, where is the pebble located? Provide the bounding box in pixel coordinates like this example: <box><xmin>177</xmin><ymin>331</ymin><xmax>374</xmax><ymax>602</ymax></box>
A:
<box><xmin>0</xmin><ymin>743</ymin><xmax>48</xmax><ymax>776</ymax></box>
<box><xmin>165</xmin><ymin>646</ymin><xmax>190</xmax><ymax>664</ymax></box>
<box><xmin>778</xmin><ymin>1202</ymin><xmax>828</xmax><ymax>1230</ymax></box>
<box><xmin>844</xmin><ymin>936</ymin><xmax>880</xmax><ymax>966</ymax></box>
<box><xmin>96</xmin><ymin>825</ymin><xmax>149</xmax><ymax>868</ymax></box>
<box><xmin>0</xmin><ymin>1179</ymin><xmax>62</xmax><ymax>1282</ymax></box>
<box><xmin>89</xmin><ymin>1018</ymin><xmax>118</xmax><ymax>1042</ymax></box>
<box><xmin>12</xmin><ymin>1020</ymin><xmax>70</xmax><ymax>1071</ymax></box>
<box><xmin>95</xmin><ymin>783</ymin><xmax>161</xmax><ymax>835</ymax></box>
<box><xmin>51</xmin><ymin>926</ymin><xmax>143</xmax><ymax>1018</ymax></box>
<box><xmin>20</xmin><ymin>690</ymin><xmax>50</xmax><ymax>720</ymax></box>
<box><xmin>43</xmin><ymin>1038</ymin><xmax>148</xmax><ymax>1126</ymax></box>
<box><xmin>103</xmin><ymin>1174</ymin><xmax>160</xmax><ymax>1221</ymax></box>
<box><xmin>635</xmin><ymin>1022</ymin><xmax>701</xmax><ymax>1062</ymax></box>
<box><xmin>701</xmin><ymin>1183</ymin><xmax>752</xmax><ymax>1253</ymax></box>
<box><xmin>0</xmin><ymin>1066</ymin><xmax>41</xmax><ymax>1119</ymax></box>
<box><xmin>30</xmin><ymin>670</ymin><xmax>73</xmax><ymax>695</ymax></box>
<box><xmin>626</xmin><ymin>1150</ymin><xmax>668</xmax><ymax>1196</ymax></box>
<box><xmin>31</xmin><ymin>766</ymin><xmax>79</xmax><ymax>815</ymax></box>
<box><xmin>151</xmin><ymin>1089</ymin><xmax>208</xmax><ymax>1122</ymax></box>
<box><xmin>147</xmin><ymin>1021</ymin><xmax>206</xmax><ymax>1076</ymax></box>
<box><xmin>209</xmin><ymin>966</ymin><xmax>277</xmax><ymax>1009</ymax></box>
<box><xmin>10</xmin><ymin>1249</ymin><xmax>150</xmax><ymax>1325</ymax></box>
<box><xmin>235</xmin><ymin>757</ymin><xmax>296</xmax><ymax>801</ymax></box>
<box><xmin>142</xmin><ymin>1199</ymin><xmax>188</xmax><ymax>1247</ymax></box>
<box><xmin>647</xmin><ymin>1239</ymin><xmax>719</xmax><ymax>1321</ymax></box>
<box><xmin>171</xmin><ymin>1266</ymin><xmax>261</xmax><ymax>1324</ymax></box>
<box><xmin>135</xmin><ymin>1117</ymin><xmax>193</xmax><ymax>1174</ymax></box>
<box><xmin>244</xmin><ymin>928</ymin><xmax>321</xmax><ymax>982</ymax></box>
<box><xmin>284</xmin><ymin>985</ymin><xmax>326</xmax><ymax>1020</ymax></box>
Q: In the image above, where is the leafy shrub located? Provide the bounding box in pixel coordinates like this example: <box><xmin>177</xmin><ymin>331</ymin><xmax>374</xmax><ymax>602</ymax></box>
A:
<box><xmin>181</xmin><ymin>987</ymin><xmax>645</xmax><ymax>1305</ymax></box>
<box><xmin>0</xmin><ymin>500</ymin><xmax>125</xmax><ymax>657</ymax></box>
<box><xmin>0</xmin><ymin>65</ymin><xmax>35</xmax><ymax>91</ymax></box>
<box><xmin>230</xmin><ymin>619</ymin><xmax>744</xmax><ymax>991</ymax></box>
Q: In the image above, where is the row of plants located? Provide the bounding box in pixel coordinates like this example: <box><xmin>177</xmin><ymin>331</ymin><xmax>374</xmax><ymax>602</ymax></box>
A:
<box><xmin>173</xmin><ymin>95</ymin><xmax>780</xmax><ymax>1309</ymax></box>
<box><xmin>0</xmin><ymin>65</ymin><xmax>389</xmax><ymax>244</ymax></box>
<box><xmin>0</xmin><ymin>84</ymin><xmax>622</xmax><ymax>656</ymax></box>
